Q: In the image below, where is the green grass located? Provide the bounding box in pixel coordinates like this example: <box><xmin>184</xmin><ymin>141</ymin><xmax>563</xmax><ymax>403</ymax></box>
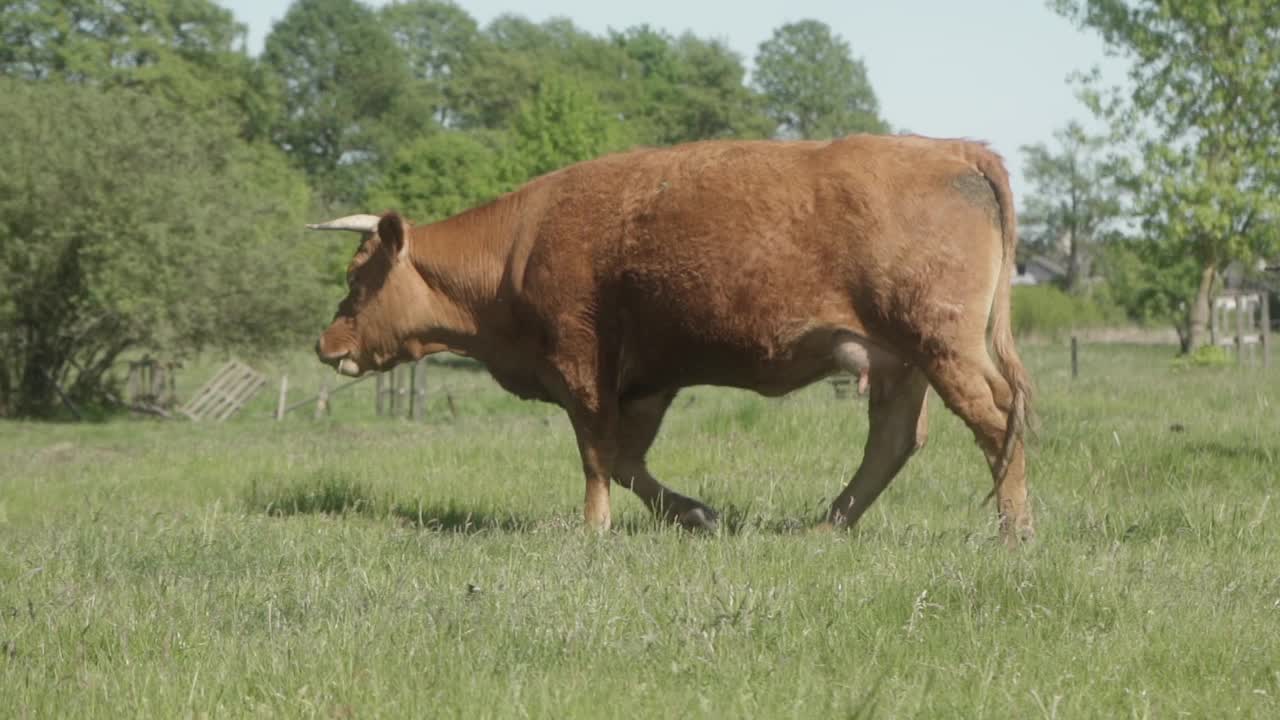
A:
<box><xmin>2</xmin><ymin>342</ymin><xmax>1278</xmax><ymax>718</ymax></box>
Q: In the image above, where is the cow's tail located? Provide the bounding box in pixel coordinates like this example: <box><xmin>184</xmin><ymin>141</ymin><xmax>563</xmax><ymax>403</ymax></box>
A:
<box><xmin>968</xmin><ymin>145</ymin><xmax>1032</xmax><ymax>494</ymax></box>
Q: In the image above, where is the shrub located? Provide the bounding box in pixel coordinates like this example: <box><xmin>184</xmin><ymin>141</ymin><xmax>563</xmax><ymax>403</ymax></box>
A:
<box><xmin>1170</xmin><ymin>344</ymin><xmax>1232</xmax><ymax>370</ymax></box>
<box><xmin>0</xmin><ymin>79</ymin><xmax>328</xmax><ymax>417</ymax></box>
<box><xmin>1011</xmin><ymin>284</ymin><xmax>1125</xmax><ymax>339</ymax></box>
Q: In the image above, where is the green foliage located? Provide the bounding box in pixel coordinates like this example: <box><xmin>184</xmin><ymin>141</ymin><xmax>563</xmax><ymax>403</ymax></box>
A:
<box><xmin>753</xmin><ymin>20</ymin><xmax>888</xmax><ymax>139</ymax></box>
<box><xmin>611</xmin><ymin>26</ymin><xmax>772</xmax><ymax>144</ymax></box>
<box><xmin>1171</xmin><ymin>344</ymin><xmax>1232</xmax><ymax>370</ymax></box>
<box><xmin>261</xmin><ymin>0</ymin><xmax>430</xmax><ymax>204</ymax></box>
<box><xmin>1019</xmin><ymin>122</ymin><xmax>1123</xmax><ymax>293</ymax></box>
<box><xmin>380</xmin><ymin>0</ymin><xmax>479</xmax><ymax>128</ymax></box>
<box><xmin>449</xmin><ymin>17</ymin><xmax>771</xmax><ymax>146</ymax></box>
<box><xmin>1096</xmin><ymin>239</ymin><xmax>1198</xmax><ymax>331</ymax></box>
<box><xmin>449</xmin><ymin>15</ymin><xmax>624</xmax><ymax>132</ymax></box>
<box><xmin>1053</xmin><ymin>0</ymin><xmax>1280</xmax><ymax>349</ymax></box>
<box><xmin>0</xmin><ymin>0</ymin><xmax>278</xmax><ymax>139</ymax></box>
<box><xmin>366</xmin><ymin>131</ymin><xmax>508</xmax><ymax>223</ymax></box>
<box><xmin>502</xmin><ymin>78</ymin><xmax>624</xmax><ymax>181</ymax></box>
<box><xmin>1011</xmin><ymin>284</ymin><xmax>1125</xmax><ymax>338</ymax></box>
<box><xmin>0</xmin><ymin>79</ymin><xmax>326</xmax><ymax>417</ymax></box>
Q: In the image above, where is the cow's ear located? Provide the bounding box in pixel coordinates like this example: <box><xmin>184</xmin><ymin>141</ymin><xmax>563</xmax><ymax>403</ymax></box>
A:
<box><xmin>377</xmin><ymin>212</ymin><xmax>407</xmax><ymax>259</ymax></box>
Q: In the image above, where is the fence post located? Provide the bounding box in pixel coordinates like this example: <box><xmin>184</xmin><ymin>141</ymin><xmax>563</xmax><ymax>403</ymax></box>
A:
<box><xmin>167</xmin><ymin>362</ymin><xmax>178</xmax><ymax>408</ymax></box>
<box><xmin>127</xmin><ymin>361</ymin><xmax>139</xmax><ymax>404</ymax></box>
<box><xmin>315</xmin><ymin>377</ymin><xmax>330</xmax><ymax>420</ymax></box>
<box><xmin>1263</xmin><ymin>292</ymin><xmax>1271</xmax><ymax>369</ymax></box>
<box><xmin>1235</xmin><ymin>295</ymin><xmax>1244</xmax><ymax>365</ymax></box>
<box><xmin>1070</xmin><ymin>335</ymin><xmax>1079</xmax><ymax>379</ymax></box>
<box><xmin>375</xmin><ymin>372</ymin><xmax>385</xmax><ymax>416</ymax></box>
<box><xmin>275</xmin><ymin>375</ymin><xmax>288</xmax><ymax>421</ymax></box>
<box><xmin>389</xmin><ymin>367</ymin><xmax>401</xmax><ymax>417</ymax></box>
<box><xmin>1246</xmin><ymin>292</ymin><xmax>1260</xmax><ymax>368</ymax></box>
<box><xmin>409</xmin><ymin>360</ymin><xmax>426</xmax><ymax>422</ymax></box>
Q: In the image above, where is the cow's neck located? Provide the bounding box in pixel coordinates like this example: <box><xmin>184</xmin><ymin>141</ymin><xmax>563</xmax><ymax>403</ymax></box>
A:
<box><xmin>408</xmin><ymin>198</ymin><xmax>517</xmax><ymax>361</ymax></box>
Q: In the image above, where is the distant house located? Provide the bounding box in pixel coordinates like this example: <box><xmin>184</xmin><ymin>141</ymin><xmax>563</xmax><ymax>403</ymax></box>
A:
<box><xmin>1012</xmin><ymin>254</ymin><xmax>1066</xmax><ymax>286</ymax></box>
<box><xmin>1224</xmin><ymin>258</ymin><xmax>1280</xmax><ymax>290</ymax></box>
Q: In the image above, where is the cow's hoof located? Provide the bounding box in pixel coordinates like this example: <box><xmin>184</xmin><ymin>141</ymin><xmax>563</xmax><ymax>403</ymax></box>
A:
<box><xmin>999</xmin><ymin>525</ymin><xmax>1035</xmax><ymax>548</ymax></box>
<box><xmin>676</xmin><ymin>506</ymin><xmax>719</xmax><ymax>532</ymax></box>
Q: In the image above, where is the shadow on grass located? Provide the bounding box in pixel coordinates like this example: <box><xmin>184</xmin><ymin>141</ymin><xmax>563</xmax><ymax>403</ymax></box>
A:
<box><xmin>242</xmin><ymin>471</ymin><xmax>534</xmax><ymax>534</ymax></box>
<box><xmin>610</xmin><ymin>498</ymin><xmax>825</xmax><ymax>537</ymax></box>
<box><xmin>245</xmin><ymin>471</ymin><xmax>381</xmax><ymax>517</ymax></box>
<box><xmin>1180</xmin><ymin>441</ymin><xmax>1276</xmax><ymax>465</ymax></box>
<box><xmin>388</xmin><ymin>500</ymin><xmax>535</xmax><ymax>533</ymax></box>
<box><xmin>244</xmin><ymin>473</ymin><xmax>846</xmax><ymax>537</ymax></box>
<box><xmin>1069</xmin><ymin>508</ymin><xmax>1196</xmax><ymax>543</ymax></box>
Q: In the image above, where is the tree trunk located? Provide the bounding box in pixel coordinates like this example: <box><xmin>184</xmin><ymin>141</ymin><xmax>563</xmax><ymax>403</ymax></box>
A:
<box><xmin>1066</xmin><ymin>232</ymin><xmax>1082</xmax><ymax>294</ymax></box>
<box><xmin>15</xmin><ymin>316</ymin><xmax>69</xmax><ymax>418</ymax></box>
<box><xmin>0</xmin><ymin>362</ymin><xmax>11</xmax><ymax>418</ymax></box>
<box><xmin>1186</xmin><ymin>262</ymin><xmax>1217</xmax><ymax>352</ymax></box>
<box><xmin>17</xmin><ymin>350</ymin><xmax>61</xmax><ymax>417</ymax></box>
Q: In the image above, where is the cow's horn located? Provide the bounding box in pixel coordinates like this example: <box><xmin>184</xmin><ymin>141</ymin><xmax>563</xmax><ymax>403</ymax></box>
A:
<box><xmin>305</xmin><ymin>214</ymin><xmax>381</xmax><ymax>233</ymax></box>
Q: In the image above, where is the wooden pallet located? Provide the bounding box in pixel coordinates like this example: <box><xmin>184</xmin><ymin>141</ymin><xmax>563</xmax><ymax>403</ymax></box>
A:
<box><xmin>178</xmin><ymin>360</ymin><xmax>266</xmax><ymax>422</ymax></box>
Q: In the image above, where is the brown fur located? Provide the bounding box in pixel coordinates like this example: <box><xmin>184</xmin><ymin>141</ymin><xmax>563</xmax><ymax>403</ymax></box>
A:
<box><xmin>315</xmin><ymin>134</ymin><xmax>1035</xmax><ymax>544</ymax></box>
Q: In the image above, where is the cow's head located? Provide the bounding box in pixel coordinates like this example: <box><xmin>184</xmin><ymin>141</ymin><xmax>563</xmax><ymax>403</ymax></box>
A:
<box><xmin>309</xmin><ymin>212</ymin><xmax>431</xmax><ymax>376</ymax></box>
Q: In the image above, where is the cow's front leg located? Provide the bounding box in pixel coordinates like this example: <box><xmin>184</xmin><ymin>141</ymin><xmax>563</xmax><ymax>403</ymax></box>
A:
<box><xmin>565</xmin><ymin>401</ymin><xmax>619</xmax><ymax>531</ymax></box>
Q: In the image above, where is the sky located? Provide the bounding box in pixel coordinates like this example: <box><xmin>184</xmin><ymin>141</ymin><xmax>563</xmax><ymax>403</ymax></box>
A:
<box><xmin>215</xmin><ymin>0</ymin><xmax>1130</xmax><ymax>199</ymax></box>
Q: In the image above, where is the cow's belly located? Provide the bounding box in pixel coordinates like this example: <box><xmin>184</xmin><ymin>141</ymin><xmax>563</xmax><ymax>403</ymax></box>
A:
<box><xmin>625</xmin><ymin>326</ymin><xmax>892</xmax><ymax>398</ymax></box>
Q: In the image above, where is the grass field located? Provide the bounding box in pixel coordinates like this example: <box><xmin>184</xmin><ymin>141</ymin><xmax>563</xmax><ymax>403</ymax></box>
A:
<box><xmin>2</xmin><ymin>342</ymin><xmax>1278</xmax><ymax>718</ymax></box>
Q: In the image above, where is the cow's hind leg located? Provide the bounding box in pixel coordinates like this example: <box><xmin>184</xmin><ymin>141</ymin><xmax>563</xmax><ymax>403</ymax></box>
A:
<box><xmin>924</xmin><ymin>351</ymin><xmax>1033</xmax><ymax>547</ymax></box>
<box><xmin>615</xmin><ymin>390</ymin><xmax>718</xmax><ymax>531</ymax></box>
<box><xmin>825</xmin><ymin>364</ymin><xmax>930</xmax><ymax>529</ymax></box>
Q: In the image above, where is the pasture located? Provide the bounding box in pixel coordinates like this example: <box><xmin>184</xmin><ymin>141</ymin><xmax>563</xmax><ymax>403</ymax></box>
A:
<box><xmin>2</xmin><ymin>343</ymin><xmax>1278</xmax><ymax>718</ymax></box>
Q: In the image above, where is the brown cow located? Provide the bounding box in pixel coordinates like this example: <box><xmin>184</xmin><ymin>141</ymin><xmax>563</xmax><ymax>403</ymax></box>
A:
<box><xmin>309</xmin><ymin>134</ymin><xmax>1034</xmax><ymax>545</ymax></box>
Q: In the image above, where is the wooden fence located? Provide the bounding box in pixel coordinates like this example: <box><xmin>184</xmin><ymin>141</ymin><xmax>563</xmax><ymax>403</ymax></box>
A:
<box><xmin>376</xmin><ymin>360</ymin><xmax>427</xmax><ymax>420</ymax></box>
<box><xmin>1210</xmin><ymin>291</ymin><xmax>1271</xmax><ymax>367</ymax></box>
<box><xmin>274</xmin><ymin>360</ymin><xmax>430</xmax><ymax>421</ymax></box>
<box><xmin>178</xmin><ymin>360</ymin><xmax>267</xmax><ymax>422</ymax></box>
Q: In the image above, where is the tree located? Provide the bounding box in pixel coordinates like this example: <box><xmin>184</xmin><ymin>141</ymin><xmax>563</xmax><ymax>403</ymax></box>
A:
<box><xmin>262</xmin><ymin>0</ymin><xmax>427</xmax><ymax>204</ymax></box>
<box><xmin>0</xmin><ymin>0</ymin><xmax>278</xmax><ymax>139</ymax></box>
<box><xmin>1052</xmin><ymin>0</ymin><xmax>1280</xmax><ymax>350</ymax></box>
<box><xmin>0</xmin><ymin>79</ymin><xmax>326</xmax><ymax>417</ymax></box>
<box><xmin>447</xmin><ymin>15</ymin><xmax>770</xmax><ymax>146</ymax></box>
<box><xmin>366</xmin><ymin>131</ymin><xmax>507</xmax><ymax>223</ymax></box>
<box><xmin>451</xmin><ymin>15</ymin><xmax>631</xmax><ymax>132</ymax></box>
<box><xmin>1095</xmin><ymin>238</ymin><xmax>1200</xmax><ymax>331</ymax></box>
<box><xmin>753</xmin><ymin>20</ymin><xmax>888</xmax><ymax>139</ymax></box>
<box><xmin>612</xmin><ymin>27</ymin><xmax>771</xmax><ymax>144</ymax></box>
<box><xmin>1020</xmin><ymin>121</ymin><xmax>1123</xmax><ymax>293</ymax></box>
<box><xmin>671</xmin><ymin>34</ymin><xmax>774</xmax><ymax>141</ymax></box>
<box><xmin>502</xmin><ymin>78</ymin><xmax>621</xmax><ymax>181</ymax></box>
<box><xmin>379</xmin><ymin>0</ymin><xmax>479</xmax><ymax>127</ymax></box>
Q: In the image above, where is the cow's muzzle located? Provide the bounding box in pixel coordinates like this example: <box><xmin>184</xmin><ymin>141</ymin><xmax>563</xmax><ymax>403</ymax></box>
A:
<box><xmin>316</xmin><ymin>341</ymin><xmax>362</xmax><ymax>377</ymax></box>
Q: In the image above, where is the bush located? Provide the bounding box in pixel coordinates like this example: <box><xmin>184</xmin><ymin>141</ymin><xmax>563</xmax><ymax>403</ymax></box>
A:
<box><xmin>1012</xmin><ymin>284</ymin><xmax>1126</xmax><ymax>339</ymax></box>
<box><xmin>0</xmin><ymin>79</ymin><xmax>329</xmax><ymax>417</ymax></box>
<box><xmin>365</xmin><ymin>131</ymin><xmax>509</xmax><ymax>223</ymax></box>
<box><xmin>1170</xmin><ymin>344</ymin><xmax>1232</xmax><ymax>370</ymax></box>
